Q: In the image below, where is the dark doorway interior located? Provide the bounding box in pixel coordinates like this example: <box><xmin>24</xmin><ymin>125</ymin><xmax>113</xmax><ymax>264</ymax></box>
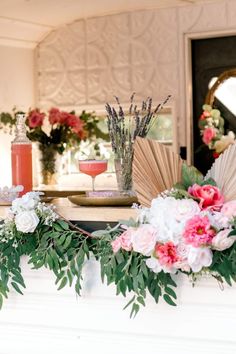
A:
<box><xmin>191</xmin><ymin>35</ymin><xmax>236</xmax><ymax>174</ymax></box>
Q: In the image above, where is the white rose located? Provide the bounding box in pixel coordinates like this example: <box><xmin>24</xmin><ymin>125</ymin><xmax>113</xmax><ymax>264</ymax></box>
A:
<box><xmin>132</xmin><ymin>224</ymin><xmax>158</xmax><ymax>256</ymax></box>
<box><xmin>187</xmin><ymin>247</ymin><xmax>213</xmax><ymax>273</ymax></box>
<box><xmin>15</xmin><ymin>211</ymin><xmax>39</xmax><ymax>233</ymax></box>
<box><xmin>212</xmin><ymin>229</ymin><xmax>236</xmax><ymax>251</ymax></box>
<box><xmin>12</xmin><ymin>192</ymin><xmax>41</xmax><ymax>213</ymax></box>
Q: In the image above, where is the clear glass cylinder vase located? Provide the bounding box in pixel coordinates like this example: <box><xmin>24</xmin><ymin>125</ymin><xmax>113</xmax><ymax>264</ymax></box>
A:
<box><xmin>39</xmin><ymin>145</ymin><xmax>61</xmax><ymax>185</ymax></box>
<box><xmin>114</xmin><ymin>157</ymin><xmax>133</xmax><ymax>193</ymax></box>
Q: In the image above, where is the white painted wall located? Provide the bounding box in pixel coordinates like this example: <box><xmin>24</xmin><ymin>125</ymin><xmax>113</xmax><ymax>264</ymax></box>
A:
<box><xmin>0</xmin><ymin>257</ymin><xmax>235</xmax><ymax>354</ymax></box>
<box><xmin>0</xmin><ymin>45</ymin><xmax>35</xmax><ymax>187</ymax></box>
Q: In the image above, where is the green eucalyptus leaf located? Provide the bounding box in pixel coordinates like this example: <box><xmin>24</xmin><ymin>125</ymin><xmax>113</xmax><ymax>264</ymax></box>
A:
<box><xmin>56</xmin><ymin>219</ymin><xmax>70</xmax><ymax>230</ymax></box>
<box><xmin>11</xmin><ymin>282</ymin><xmax>24</xmax><ymax>295</ymax></box>
<box><xmin>163</xmin><ymin>294</ymin><xmax>176</xmax><ymax>306</ymax></box>
<box><xmin>228</xmin><ymin>230</ymin><xmax>236</xmax><ymax>237</ymax></box>
<box><xmin>123</xmin><ymin>295</ymin><xmax>136</xmax><ymax>310</ymax></box>
<box><xmin>137</xmin><ymin>296</ymin><xmax>145</xmax><ymax>307</ymax></box>
<box><xmin>57</xmin><ymin>276</ymin><xmax>68</xmax><ymax>290</ymax></box>
<box><xmin>63</xmin><ymin>234</ymin><xmax>72</xmax><ymax>250</ymax></box>
<box><xmin>181</xmin><ymin>163</ymin><xmax>203</xmax><ymax>189</ymax></box>
<box><xmin>91</xmin><ymin>230</ymin><xmax>108</xmax><ymax>238</ymax></box>
<box><xmin>165</xmin><ymin>286</ymin><xmax>177</xmax><ymax>299</ymax></box>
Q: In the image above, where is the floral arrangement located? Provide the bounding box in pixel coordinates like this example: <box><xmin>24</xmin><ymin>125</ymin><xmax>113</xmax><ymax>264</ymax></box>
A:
<box><xmin>199</xmin><ymin>104</ymin><xmax>235</xmax><ymax>157</ymax></box>
<box><xmin>1</xmin><ymin>160</ymin><xmax>236</xmax><ymax>317</ymax></box>
<box><xmin>0</xmin><ymin>191</ymin><xmax>92</xmax><ymax>307</ymax></box>
<box><xmin>0</xmin><ymin>108</ymin><xmax>109</xmax><ymax>183</ymax></box>
<box><xmin>105</xmin><ymin>94</ymin><xmax>171</xmax><ymax>191</ymax></box>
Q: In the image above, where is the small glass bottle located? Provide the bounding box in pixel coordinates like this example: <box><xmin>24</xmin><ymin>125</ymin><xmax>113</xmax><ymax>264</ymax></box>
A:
<box><xmin>11</xmin><ymin>113</ymin><xmax>32</xmax><ymax>196</ymax></box>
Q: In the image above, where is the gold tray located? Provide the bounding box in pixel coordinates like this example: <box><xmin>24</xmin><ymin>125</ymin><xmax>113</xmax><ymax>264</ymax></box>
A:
<box><xmin>68</xmin><ymin>194</ymin><xmax>138</xmax><ymax>207</ymax></box>
<box><xmin>0</xmin><ymin>201</ymin><xmax>12</xmax><ymax>206</ymax></box>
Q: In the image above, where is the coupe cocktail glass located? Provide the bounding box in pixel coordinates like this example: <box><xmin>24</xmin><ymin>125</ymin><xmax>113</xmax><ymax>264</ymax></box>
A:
<box><xmin>78</xmin><ymin>160</ymin><xmax>108</xmax><ymax>191</ymax></box>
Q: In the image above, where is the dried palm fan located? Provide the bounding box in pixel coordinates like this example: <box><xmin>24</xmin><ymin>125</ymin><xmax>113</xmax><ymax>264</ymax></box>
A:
<box><xmin>205</xmin><ymin>142</ymin><xmax>236</xmax><ymax>201</ymax></box>
<box><xmin>133</xmin><ymin>137</ymin><xmax>183</xmax><ymax>207</ymax></box>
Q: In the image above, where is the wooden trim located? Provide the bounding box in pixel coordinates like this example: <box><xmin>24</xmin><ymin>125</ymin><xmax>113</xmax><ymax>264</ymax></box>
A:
<box><xmin>184</xmin><ymin>29</ymin><xmax>236</xmax><ymax>165</ymax></box>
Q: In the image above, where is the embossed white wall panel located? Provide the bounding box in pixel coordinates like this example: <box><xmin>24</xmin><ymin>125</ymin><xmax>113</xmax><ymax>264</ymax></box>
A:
<box><xmin>37</xmin><ymin>0</ymin><xmax>236</xmax><ymax>150</ymax></box>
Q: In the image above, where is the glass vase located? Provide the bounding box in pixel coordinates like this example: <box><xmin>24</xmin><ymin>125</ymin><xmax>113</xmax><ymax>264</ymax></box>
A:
<box><xmin>39</xmin><ymin>145</ymin><xmax>61</xmax><ymax>185</ymax></box>
<box><xmin>114</xmin><ymin>155</ymin><xmax>133</xmax><ymax>193</ymax></box>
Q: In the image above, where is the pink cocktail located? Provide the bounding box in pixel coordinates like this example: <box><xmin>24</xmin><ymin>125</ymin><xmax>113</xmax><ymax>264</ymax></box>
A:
<box><xmin>78</xmin><ymin>160</ymin><xmax>108</xmax><ymax>191</ymax></box>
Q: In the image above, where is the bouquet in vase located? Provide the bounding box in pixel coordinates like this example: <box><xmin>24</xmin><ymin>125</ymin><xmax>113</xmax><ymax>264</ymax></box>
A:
<box><xmin>26</xmin><ymin>108</ymin><xmax>108</xmax><ymax>184</ymax></box>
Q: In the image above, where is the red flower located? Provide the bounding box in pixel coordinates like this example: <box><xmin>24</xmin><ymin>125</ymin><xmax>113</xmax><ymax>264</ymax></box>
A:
<box><xmin>213</xmin><ymin>152</ymin><xmax>220</xmax><ymax>159</ymax></box>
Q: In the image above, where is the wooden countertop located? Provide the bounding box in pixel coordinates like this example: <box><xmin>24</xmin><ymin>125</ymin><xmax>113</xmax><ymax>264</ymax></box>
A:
<box><xmin>0</xmin><ymin>198</ymin><xmax>138</xmax><ymax>222</ymax></box>
<box><xmin>52</xmin><ymin>198</ymin><xmax>138</xmax><ymax>222</ymax></box>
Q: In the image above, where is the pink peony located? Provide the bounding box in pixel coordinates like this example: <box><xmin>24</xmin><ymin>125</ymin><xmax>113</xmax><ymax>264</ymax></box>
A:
<box><xmin>221</xmin><ymin>200</ymin><xmax>236</xmax><ymax>219</ymax></box>
<box><xmin>202</xmin><ymin>127</ymin><xmax>216</xmax><ymax>145</ymax></box>
<box><xmin>188</xmin><ymin>184</ymin><xmax>224</xmax><ymax>210</ymax></box>
<box><xmin>155</xmin><ymin>242</ymin><xmax>178</xmax><ymax>267</ymax></box>
<box><xmin>183</xmin><ymin>215</ymin><xmax>216</xmax><ymax>247</ymax></box>
<box><xmin>48</xmin><ymin>107</ymin><xmax>61</xmax><ymax>125</ymax></box>
<box><xmin>27</xmin><ymin>109</ymin><xmax>45</xmax><ymax>128</ymax></box>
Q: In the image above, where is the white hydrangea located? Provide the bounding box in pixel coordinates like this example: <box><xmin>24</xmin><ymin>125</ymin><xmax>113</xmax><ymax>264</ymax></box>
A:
<box><xmin>143</xmin><ymin>196</ymin><xmax>200</xmax><ymax>244</ymax></box>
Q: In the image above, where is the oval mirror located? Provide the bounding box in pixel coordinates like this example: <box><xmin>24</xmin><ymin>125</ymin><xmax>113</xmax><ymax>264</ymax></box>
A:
<box><xmin>205</xmin><ymin>68</ymin><xmax>236</xmax><ymax>131</ymax></box>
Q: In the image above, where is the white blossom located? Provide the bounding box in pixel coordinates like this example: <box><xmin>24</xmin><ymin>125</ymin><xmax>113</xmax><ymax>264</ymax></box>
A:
<box><xmin>15</xmin><ymin>211</ymin><xmax>39</xmax><ymax>233</ymax></box>
<box><xmin>187</xmin><ymin>247</ymin><xmax>213</xmax><ymax>273</ymax></box>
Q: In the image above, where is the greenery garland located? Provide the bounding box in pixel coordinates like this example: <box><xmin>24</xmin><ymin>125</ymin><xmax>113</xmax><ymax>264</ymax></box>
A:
<box><xmin>1</xmin><ymin>161</ymin><xmax>236</xmax><ymax>317</ymax></box>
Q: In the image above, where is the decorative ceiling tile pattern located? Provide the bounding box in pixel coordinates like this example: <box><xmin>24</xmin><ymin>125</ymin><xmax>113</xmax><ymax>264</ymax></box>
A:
<box><xmin>37</xmin><ymin>0</ymin><xmax>234</xmax><ymax>147</ymax></box>
<box><xmin>37</xmin><ymin>8</ymin><xmax>178</xmax><ymax>107</ymax></box>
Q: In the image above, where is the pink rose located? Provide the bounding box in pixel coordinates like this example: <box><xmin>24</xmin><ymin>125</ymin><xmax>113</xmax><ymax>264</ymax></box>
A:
<box><xmin>27</xmin><ymin>109</ymin><xmax>45</xmax><ymax>128</ymax></box>
<box><xmin>212</xmin><ymin>229</ymin><xmax>236</xmax><ymax>251</ymax></box>
<box><xmin>155</xmin><ymin>242</ymin><xmax>178</xmax><ymax>267</ymax></box>
<box><xmin>111</xmin><ymin>237</ymin><xmax>121</xmax><ymax>253</ymax></box>
<box><xmin>188</xmin><ymin>184</ymin><xmax>224</xmax><ymax>210</ymax></box>
<box><xmin>202</xmin><ymin>127</ymin><xmax>216</xmax><ymax>145</ymax></box>
<box><xmin>119</xmin><ymin>228</ymin><xmax>133</xmax><ymax>251</ymax></box>
<box><xmin>59</xmin><ymin>111</ymin><xmax>70</xmax><ymax>124</ymax></box>
<box><xmin>48</xmin><ymin>107</ymin><xmax>61</xmax><ymax>125</ymax></box>
<box><xmin>132</xmin><ymin>224</ymin><xmax>157</xmax><ymax>256</ymax></box>
<box><xmin>183</xmin><ymin>215</ymin><xmax>216</xmax><ymax>247</ymax></box>
<box><xmin>111</xmin><ymin>227</ymin><xmax>133</xmax><ymax>253</ymax></box>
<box><xmin>221</xmin><ymin>200</ymin><xmax>236</xmax><ymax>219</ymax></box>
